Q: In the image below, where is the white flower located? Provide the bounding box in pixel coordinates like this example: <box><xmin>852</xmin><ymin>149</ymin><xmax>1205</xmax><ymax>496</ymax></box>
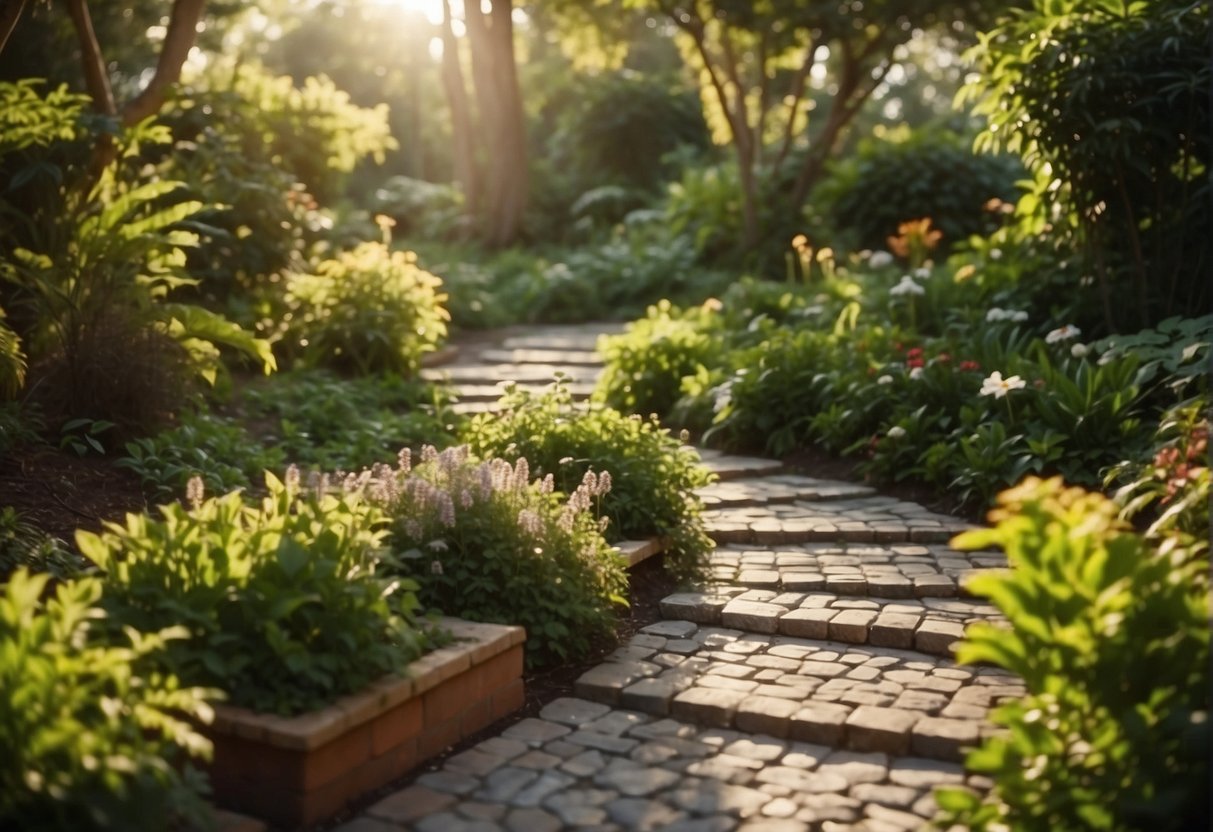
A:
<box><xmin>868</xmin><ymin>250</ymin><xmax>894</xmax><ymax>268</ymax></box>
<box><xmin>909</xmin><ymin>367</ymin><xmax>924</xmax><ymax>380</ymax></box>
<box><xmin>889</xmin><ymin>275</ymin><xmax>925</xmax><ymax>297</ymax></box>
<box><xmin>430</xmin><ymin>560</ymin><xmax>444</xmax><ymax>576</ymax></box>
<box><xmin>913</xmin><ymin>267</ymin><xmax>931</xmax><ymax>279</ymax></box>
<box><xmin>986</xmin><ymin>308</ymin><xmax>1028</xmax><ymax>323</ymax></box>
<box><xmin>886</xmin><ymin>426</ymin><xmax>907</xmax><ymax>439</ymax></box>
<box><xmin>980</xmin><ymin>371</ymin><xmax>1027</xmax><ymax>398</ymax></box>
<box><xmin>1070</xmin><ymin>342</ymin><xmax>1089</xmax><ymax>358</ymax></box>
<box><xmin>989</xmin><ymin>248</ymin><xmax>1003</xmax><ymax>260</ymax></box>
<box><xmin>427</xmin><ymin>539</ymin><xmax>449</xmax><ymax>552</ymax></box>
<box><xmin>1045</xmin><ymin>324</ymin><xmax>1081</xmax><ymax>344</ymax></box>
<box><xmin>877</xmin><ymin>375</ymin><xmax>894</xmax><ymax>385</ymax></box>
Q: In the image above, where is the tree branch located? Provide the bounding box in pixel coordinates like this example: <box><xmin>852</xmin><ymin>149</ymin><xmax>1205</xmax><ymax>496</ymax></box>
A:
<box><xmin>65</xmin><ymin>0</ymin><xmax>116</xmax><ymax>116</ymax></box>
<box><xmin>773</xmin><ymin>39</ymin><xmax>815</xmax><ymax>174</ymax></box>
<box><xmin>0</xmin><ymin>0</ymin><xmax>29</xmax><ymax>56</ymax></box>
<box><xmin>122</xmin><ymin>0</ymin><xmax>206</xmax><ymax>125</ymax></box>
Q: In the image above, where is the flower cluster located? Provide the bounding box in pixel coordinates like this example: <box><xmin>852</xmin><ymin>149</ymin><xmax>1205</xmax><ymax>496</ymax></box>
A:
<box><xmin>889</xmin><ymin>274</ymin><xmax>926</xmax><ymax>297</ymax></box>
<box><xmin>985</xmin><ymin>307</ymin><xmax>1029</xmax><ymax>323</ymax></box>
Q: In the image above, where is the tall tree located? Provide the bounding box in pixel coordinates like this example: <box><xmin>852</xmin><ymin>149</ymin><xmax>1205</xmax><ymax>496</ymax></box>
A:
<box><xmin>442</xmin><ymin>0</ymin><xmax>528</xmax><ymax>246</ymax></box>
<box><xmin>623</xmin><ymin>0</ymin><xmax>997</xmax><ymax>249</ymax></box>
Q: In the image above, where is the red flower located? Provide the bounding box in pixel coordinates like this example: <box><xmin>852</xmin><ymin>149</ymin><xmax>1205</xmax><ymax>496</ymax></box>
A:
<box><xmin>959</xmin><ymin>360</ymin><xmax>981</xmax><ymax>371</ymax></box>
<box><xmin>907</xmin><ymin>347</ymin><xmax>924</xmax><ymax>359</ymax></box>
<box><xmin>906</xmin><ymin>357</ymin><xmax>925</xmax><ymax>369</ymax></box>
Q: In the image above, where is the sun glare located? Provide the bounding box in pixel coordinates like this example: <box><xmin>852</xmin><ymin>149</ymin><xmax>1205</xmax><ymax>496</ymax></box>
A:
<box><xmin>369</xmin><ymin>0</ymin><xmax>456</xmax><ymax>27</ymax></box>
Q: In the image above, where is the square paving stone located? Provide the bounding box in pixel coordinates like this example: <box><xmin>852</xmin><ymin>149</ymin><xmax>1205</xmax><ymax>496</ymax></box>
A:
<box><xmin>721</xmin><ymin>599</ymin><xmax>786</xmax><ymax>633</ymax></box>
<box><xmin>869</xmin><ymin>613</ymin><xmax>921</xmax><ymax>649</ymax></box>
<box><xmin>778</xmin><ymin>608</ymin><xmax>836</xmax><ymax>639</ymax></box>
<box><xmin>621</xmin><ymin>676</ymin><xmax>693</xmax><ymax>715</ymax></box>
<box><xmin>827</xmin><ymin>609</ymin><xmax>877</xmax><ymax>643</ymax></box>
<box><xmin>671</xmin><ymin>687</ymin><xmax>748</xmax><ymax>727</ymax></box>
<box><xmin>910</xmin><ymin>716</ymin><xmax>980</xmax><ymax>762</ymax></box>
<box><xmin>844</xmin><ymin>706</ymin><xmax>920</xmax><ymax>755</ymax></box>
<box><xmin>734</xmin><ymin>695</ymin><xmax>800</xmax><ymax>738</ymax></box>
<box><xmin>788</xmin><ymin>701</ymin><xmax>851</xmax><ymax>745</ymax></box>
<box><xmin>913</xmin><ymin>619</ymin><xmax>967</xmax><ymax>655</ymax></box>
<box><xmin>574</xmin><ymin>661</ymin><xmax>660</xmax><ymax>704</ymax></box>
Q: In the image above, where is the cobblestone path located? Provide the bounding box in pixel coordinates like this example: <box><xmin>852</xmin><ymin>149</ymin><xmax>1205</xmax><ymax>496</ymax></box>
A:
<box><xmin>342</xmin><ymin>324</ymin><xmax>1020</xmax><ymax>832</ymax></box>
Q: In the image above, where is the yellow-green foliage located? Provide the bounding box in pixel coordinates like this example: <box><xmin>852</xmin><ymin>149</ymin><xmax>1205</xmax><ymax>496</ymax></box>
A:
<box><xmin>936</xmin><ymin>477</ymin><xmax>1209</xmax><ymax>831</ymax></box>
<box><xmin>0</xmin><ymin>570</ymin><xmax>215</xmax><ymax>830</ymax></box>
<box><xmin>284</xmin><ymin>241</ymin><xmax>449</xmax><ymax>375</ymax></box>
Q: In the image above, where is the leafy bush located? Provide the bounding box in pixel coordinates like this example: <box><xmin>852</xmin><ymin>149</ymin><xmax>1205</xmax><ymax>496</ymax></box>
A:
<box><xmin>0</xmin><ymin>83</ymin><xmax>274</xmax><ymax>432</ymax></box>
<box><xmin>936</xmin><ymin>476</ymin><xmax>1209</xmax><ymax>831</ymax></box>
<box><xmin>80</xmin><ymin>473</ymin><xmax>436</xmax><ymax>715</ymax></box>
<box><xmin>462</xmin><ymin>382</ymin><xmax>713</xmax><ymax>577</ymax></box>
<box><xmin>282</xmin><ymin>239</ymin><xmax>449</xmax><ymax>375</ymax></box>
<box><xmin>370</xmin><ymin>176</ymin><xmax>466</xmax><ymax>241</ymax></box>
<box><xmin>815</xmin><ymin>126</ymin><xmax>1023</xmax><ymax>255</ymax></box>
<box><xmin>360</xmin><ymin>445</ymin><xmax>628</xmax><ymax>666</ymax></box>
<box><xmin>0</xmin><ymin>569</ymin><xmax>215</xmax><ymax>830</ymax></box>
<box><xmin>594</xmin><ymin>299</ymin><xmax>728</xmax><ymax>420</ymax></box>
<box><xmin>961</xmin><ymin>0</ymin><xmax>1211</xmax><ymax>329</ymax></box>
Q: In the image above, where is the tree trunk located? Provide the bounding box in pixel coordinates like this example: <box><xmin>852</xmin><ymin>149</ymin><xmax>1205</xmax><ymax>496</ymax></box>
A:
<box><xmin>0</xmin><ymin>0</ymin><xmax>29</xmax><ymax>56</ymax></box>
<box><xmin>440</xmin><ymin>0</ymin><xmax>480</xmax><ymax>220</ymax></box>
<box><xmin>66</xmin><ymin>0</ymin><xmax>207</xmax><ymax>173</ymax></box>
<box><xmin>122</xmin><ymin>0</ymin><xmax>206</xmax><ymax>126</ymax></box>
<box><xmin>465</xmin><ymin>0</ymin><xmax>528</xmax><ymax>246</ymax></box>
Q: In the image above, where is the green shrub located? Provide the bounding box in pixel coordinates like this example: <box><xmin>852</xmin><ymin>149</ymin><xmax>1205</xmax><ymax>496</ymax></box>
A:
<box><xmin>937</xmin><ymin>476</ymin><xmax>1209</xmax><ymax>831</ymax></box>
<box><xmin>283</xmin><ymin>240</ymin><xmax>449</xmax><ymax>375</ymax></box>
<box><xmin>961</xmin><ymin>0</ymin><xmax>1211</xmax><ymax>329</ymax></box>
<box><xmin>80</xmin><ymin>473</ymin><xmax>436</xmax><ymax>716</ymax></box>
<box><xmin>595</xmin><ymin>299</ymin><xmax>728</xmax><ymax>420</ymax></box>
<box><xmin>0</xmin><ymin>569</ymin><xmax>215</xmax><ymax>831</ymax></box>
<box><xmin>0</xmin><ymin>83</ymin><xmax>275</xmax><ymax>432</ymax></box>
<box><xmin>361</xmin><ymin>445</ymin><xmax>628</xmax><ymax>666</ymax></box>
<box><xmin>462</xmin><ymin>382</ymin><xmax>713</xmax><ymax>578</ymax></box>
<box><xmin>816</xmin><ymin>126</ymin><xmax>1022</xmax><ymax>254</ymax></box>
<box><xmin>370</xmin><ymin>176</ymin><xmax>466</xmax><ymax>241</ymax></box>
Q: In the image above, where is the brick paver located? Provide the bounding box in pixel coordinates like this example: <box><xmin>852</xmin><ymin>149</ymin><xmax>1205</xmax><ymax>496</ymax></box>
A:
<box><xmin>330</xmin><ymin>323</ymin><xmax>1019</xmax><ymax>832</ymax></box>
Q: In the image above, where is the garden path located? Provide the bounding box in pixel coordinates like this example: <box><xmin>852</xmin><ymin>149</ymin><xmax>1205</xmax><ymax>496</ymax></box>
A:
<box><xmin>340</xmin><ymin>324</ymin><xmax>1019</xmax><ymax>832</ymax></box>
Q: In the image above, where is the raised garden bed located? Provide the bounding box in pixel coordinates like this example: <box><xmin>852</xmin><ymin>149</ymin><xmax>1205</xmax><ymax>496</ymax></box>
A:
<box><xmin>204</xmin><ymin>618</ymin><xmax>525</xmax><ymax>829</ymax></box>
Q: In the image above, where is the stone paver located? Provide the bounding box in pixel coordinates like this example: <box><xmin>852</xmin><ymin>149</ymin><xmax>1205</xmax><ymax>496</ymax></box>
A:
<box><xmin>337</xmin><ymin>323</ymin><xmax>1019</xmax><ymax>832</ymax></box>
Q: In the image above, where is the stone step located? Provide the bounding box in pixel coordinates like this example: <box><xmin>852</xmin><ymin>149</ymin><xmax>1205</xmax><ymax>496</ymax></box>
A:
<box><xmin>704</xmin><ymin>543</ymin><xmax>1006</xmax><ymax>600</ymax></box>
<box><xmin>657</xmin><ymin>588</ymin><xmax>1001</xmax><ymax>657</ymax></box>
<box><xmin>349</xmin><ymin>696</ymin><xmax>992</xmax><ymax>832</ymax></box>
<box><xmin>704</xmin><ymin>496</ymin><xmax>974</xmax><ymax>546</ymax></box>
<box><xmin>480</xmin><ymin>347</ymin><xmax>603</xmax><ymax>366</ymax></box>
<box><xmin>573</xmin><ymin>626</ymin><xmax>1021</xmax><ymax>766</ymax></box>
<box><xmin>696</xmin><ymin>449</ymin><xmax>785</xmax><ymax>481</ymax></box>
<box><xmin>698</xmin><ymin>475</ymin><xmax>877</xmax><ymax>508</ymax></box>
<box><xmin>501</xmin><ymin>323</ymin><xmax>623</xmax><ymax>352</ymax></box>
<box><xmin>421</xmin><ymin>363</ymin><xmax>600</xmax><ymax>385</ymax></box>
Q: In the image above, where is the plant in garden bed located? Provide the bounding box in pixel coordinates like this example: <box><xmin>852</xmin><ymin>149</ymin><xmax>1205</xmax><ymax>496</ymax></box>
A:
<box><xmin>280</xmin><ymin>222</ymin><xmax>449</xmax><ymax>375</ymax></box>
<box><xmin>239</xmin><ymin>369</ymin><xmax>458</xmax><ymax>472</ymax></box>
<box><xmin>462</xmin><ymin>381</ymin><xmax>714</xmax><ymax>579</ymax></box>
<box><xmin>355</xmin><ymin>445</ymin><xmax>628</xmax><ymax>666</ymax></box>
<box><xmin>0</xmin><ymin>569</ymin><xmax>216</xmax><ymax>831</ymax></box>
<box><xmin>80</xmin><ymin>472</ymin><xmax>438</xmax><ymax>716</ymax></box>
<box><xmin>935</xmin><ymin>475</ymin><xmax>1209</xmax><ymax>831</ymax></box>
<box><xmin>0</xmin><ymin>507</ymin><xmax>86</xmax><ymax>582</ymax></box>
